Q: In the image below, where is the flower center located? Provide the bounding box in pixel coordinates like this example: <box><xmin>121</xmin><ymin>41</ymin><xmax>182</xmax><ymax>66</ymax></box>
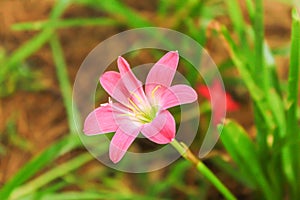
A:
<box><xmin>126</xmin><ymin>85</ymin><xmax>161</xmax><ymax>124</ymax></box>
<box><xmin>128</xmin><ymin>98</ymin><xmax>158</xmax><ymax>124</ymax></box>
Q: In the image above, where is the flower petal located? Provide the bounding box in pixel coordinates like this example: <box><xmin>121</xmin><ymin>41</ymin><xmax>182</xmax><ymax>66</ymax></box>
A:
<box><xmin>145</xmin><ymin>51</ymin><xmax>179</xmax><ymax>95</ymax></box>
<box><xmin>118</xmin><ymin>57</ymin><xmax>143</xmax><ymax>93</ymax></box>
<box><xmin>100</xmin><ymin>71</ymin><xmax>130</xmax><ymax>105</ymax></box>
<box><xmin>83</xmin><ymin>104</ymin><xmax>118</xmax><ymax>135</ymax></box>
<box><xmin>141</xmin><ymin>110</ymin><xmax>175</xmax><ymax>144</ymax></box>
<box><xmin>109</xmin><ymin>128</ymin><xmax>140</xmax><ymax>163</ymax></box>
<box><xmin>117</xmin><ymin>56</ymin><xmax>131</xmax><ymax>75</ymax></box>
<box><xmin>160</xmin><ymin>84</ymin><xmax>198</xmax><ymax>110</ymax></box>
<box><xmin>111</xmin><ymin>103</ymin><xmax>143</xmax><ymax>134</ymax></box>
<box><xmin>118</xmin><ymin>56</ymin><xmax>149</xmax><ymax>106</ymax></box>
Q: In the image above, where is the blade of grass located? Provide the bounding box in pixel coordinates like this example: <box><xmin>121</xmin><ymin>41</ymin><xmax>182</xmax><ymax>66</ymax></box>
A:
<box><xmin>157</xmin><ymin>0</ymin><xmax>171</xmax><ymax>17</ymax></box>
<box><xmin>148</xmin><ymin>160</ymin><xmax>191</xmax><ymax>196</ymax></box>
<box><xmin>75</xmin><ymin>0</ymin><xmax>152</xmax><ymax>27</ymax></box>
<box><xmin>50</xmin><ymin>34</ymin><xmax>79</xmax><ymax>133</ymax></box>
<box><xmin>284</xmin><ymin>8</ymin><xmax>300</xmax><ymax>198</ymax></box>
<box><xmin>166</xmin><ymin>0</ymin><xmax>202</xmax><ymax>29</ymax></box>
<box><xmin>221</xmin><ymin>21</ymin><xmax>273</xmax><ymax>164</ymax></box>
<box><xmin>253</xmin><ymin>0</ymin><xmax>272</xmax><ymax>162</ymax></box>
<box><xmin>271</xmin><ymin>44</ymin><xmax>291</xmax><ymax>56</ymax></box>
<box><xmin>12</xmin><ymin>18</ymin><xmax>118</xmax><ymax>31</ymax></box>
<box><xmin>18</xmin><ymin>181</ymin><xmax>68</xmax><ymax>200</ymax></box>
<box><xmin>220</xmin><ymin>26</ymin><xmax>275</xmax><ymax>130</ymax></box>
<box><xmin>263</xmin><ymin>90</ymin><xmax>285</xmax><ymax>199</ymax></box>
<box><xmin>225</xmin><ymin>0</ymin><xmax>253</xmax><ymax>69</ymax></box>
<box><xmin>1</xmin><ymin>0</ymin><xmax>71</xmax><ymax>82</ymax></box>
<box><xmin>263</xmin><ymin>42</ymin><xmax>282</xmax><ymax>96</ymax></box>
<box><xmin>0</xmin><ymin>29</ymin><xmax>53</xmax><ymax>82</ymax></box>
<box><xmin>10</xmin><ymin>153</ymin><xmax>93</xmax><ymax>200</ymax></box>
<box><xmin>219</xmin><ymin>120</ymin><xmax>274</xmax><ymax>200</ymax></box>
<box><xmin>268</xmin><ymin>90</ymin><xmax>286</xmax><ymax>142</ymax></box>
<box><xmin>211</xmin><ymin>156</ymin><xmax>256</xmax><ymax>188</ymax></box>
<box><xmin>39</xmin><ymin>191</ymin><xmax>158</xmax><ymax>200</ymax></box>
<box><xmin>171</xmin><ymin>139</ymin><xmax>237</xmax><ymax>200</ymax></box>
<box><xmin>254</xmin><ymin>0</ymin><xmax>266</xmax><ymax>89</ymax></box>
<box><xmin>0</xmin><ymin>134</ymin><xmax>81</xmax><ymax>199</ymax></box>
<box><xmin>185</xmin><ymin>18</ymin><xmax>207</xmax><ymax>45</ymax></box>
<box><xmin>287</xmin><ymin>7</ymin><xmax>300</xmax><ymax>162</ymax></box>
<box><xmin>35</xmin><ymin>181</ymin><xmax>68</xmax><ymax>198</ymax></box>
<box><xmin>50</xmin><ymin>0</ymin><xmax>72</xmax><ymax>18</ymax></box>
<box><xmin>225</xmin><ymin>0</ymin><xmax>245</xmax><ymax>37</ymax></box>
<box><xmin>245</xmin><ymin>0</ymin><xmax>255</xmax><ymax>23</ymax></box>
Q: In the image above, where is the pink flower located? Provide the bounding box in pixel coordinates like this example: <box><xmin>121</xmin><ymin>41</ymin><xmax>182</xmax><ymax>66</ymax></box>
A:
<box><xmin>197</xmin><ymin>79</ymin><xmax>240</xmax><ymax>125</ymax></box>
<box><xmin>84</xmin><ymin>51</ymin><xmax>197</xmax><ymax>163</ymax></box>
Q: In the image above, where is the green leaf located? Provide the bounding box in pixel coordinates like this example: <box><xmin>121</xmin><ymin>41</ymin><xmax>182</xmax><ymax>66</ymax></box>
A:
<box><xmin>12</xmin><ymin>18</ymin><xmax>118</xmax><ymax>31</ymax></box>
<box><xmin>219</xmin><ymin>120</ymin><xmax>273</xmax><ymax>200</ymax></box>
<box><xmin>211</xmin><ymin>156</ymin><xmax>256</xmax><ymax>188</ymax></box>
<box><xmin>267</xmin><ymin>90</ymin><xmax>286</xmax><ymax>143</ymax></box>
<box><xmin>221</xmin><ymin>27</ymin><xmax>275</xmax><ymax>131</ymax></box>
<box><xmin>225</xmin><ymin>0</ymin><xmax>245</xmax><ymax>36</ymax></box>
<box><xmin>157</xmin><ymin>0</ymin><xmax>171</xmax><ymax>17</ymax></box>
<box><xmin>245</xmin><ymin>0</ymin><xmax>255</xmax><ymax>23</ymax></box>
<box><xmin>0</xmin><ymin>134</ymin><xmax>81</xmax><ymax>199</ymax></box>
<box><xmin>2</xmin><ymin>0</ymin><xmax>70</xmax><ymax>72</ymax></box>
<box><xmin>75</xmin><ymin>0</ymin><xmax>152</xmax><ymax>28</ymax></box>
<box><xmin>38</xmin><ymin>191</ymin><xmax>156</xmax><ymax>200</ymax></box>
<box><xmin>264</xmin><ymin>42</ymin><xmax>282</xmax><ymax>96</ymax></box>
<box><xmin>253</xmin><ymin>0</ymin><xmax>266</xmax><ymax>88</ymax></box>
<box><xmin>284</xmin><ymin>8</ymin><xmax>300</xmax><ymax>198</ymax></box>
<box><xmin>50</xmin><ymin>34</ymin><xmax>80</xmax><ymax>133</ymax></box>
<box><xmin>10</xmin><ymin>153</ymin><xmax>93</xmax><ymax>200</ymax></box>
<box><xmin>0</xmin><ymin>29</ymin><xmax>53</xmax><ymax>82</ymax></box>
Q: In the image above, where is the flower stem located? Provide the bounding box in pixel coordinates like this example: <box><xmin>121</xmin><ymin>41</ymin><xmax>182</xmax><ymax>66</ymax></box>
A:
<box><xmin>170</xmin><ymin>139</ymin><xmax>237</xmax><ymax>200</ymax></box>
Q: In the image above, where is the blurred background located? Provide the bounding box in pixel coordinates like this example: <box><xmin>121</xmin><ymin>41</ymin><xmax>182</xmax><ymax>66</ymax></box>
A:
<box><xmin>0</xmin><ymin>0</ymin><xmax>297</xmax><ymax>199</ymax></box>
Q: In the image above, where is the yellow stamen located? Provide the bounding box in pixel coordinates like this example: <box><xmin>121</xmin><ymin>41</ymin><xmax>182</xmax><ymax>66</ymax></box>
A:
<box><xmin>126</xmin><ymin>104</ymin><xmax>136</xmax><ymax>113</ymax></box>
<box><xmin>118</xmin><ymin>113</ymin><xmax>132</xmax><ymax>117</ymax></box>
<box><xmin>131</xmin><ymin>92</ymin><xmax>143</xmax><ymax>104</ymax></box>
<box><xmin>151</xmin><ymin>85</ymin><xmax>161</xmax><ymax>98</ymax></box>
<box><xmin>128</xmin><ymin>98</ymin><xmax>143</xmax><ymax>113</ymax></box>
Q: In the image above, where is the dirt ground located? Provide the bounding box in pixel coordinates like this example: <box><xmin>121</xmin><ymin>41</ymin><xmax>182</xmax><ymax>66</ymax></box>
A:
<box><xmin>0</xmin><ymin>0</ymin><xmax>293</xmax><ymax>194</ymax></box>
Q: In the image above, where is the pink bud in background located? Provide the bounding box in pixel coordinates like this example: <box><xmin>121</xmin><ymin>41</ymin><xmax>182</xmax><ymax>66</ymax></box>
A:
<box><xmin>197</xmin><ymin>79</ymin><xmax>240</xmax><ymax>125</ymax></box>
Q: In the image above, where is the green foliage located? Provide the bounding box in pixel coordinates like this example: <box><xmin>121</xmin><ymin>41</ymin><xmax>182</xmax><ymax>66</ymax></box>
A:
<box><xmin>0</xmin><ymin>48</ymin><xmax>43</xmax><ymax>97</ymax></box>
<box><xmin>217</xmin><ymin>2</ymin><xmax>300</xmax><ymax>199</ymax></box>
<box><xmin>0</xmin><ymin>134</ymin><xmax>82</xmax><ymax>199</ymax></box>
<box><xmin>12</xmin><ymin>18</ymin><xmax>118</xmax><ymax>31</ymax></box>
<box><xmin>219</xmin><ymin>121</ymin><xmax>273</xmax><ymax>199</ymax></box>
<box><xmin>284</xmin><ymin>8</ymin><xmax>300</xmax><ymax>198</ymax></box>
